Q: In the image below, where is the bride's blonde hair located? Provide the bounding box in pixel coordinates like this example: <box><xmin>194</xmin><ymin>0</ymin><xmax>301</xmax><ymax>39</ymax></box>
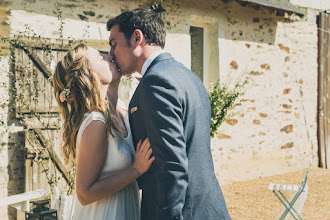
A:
<box><xmin>53</xmin><ymin>44</ymin><xmax>122</xmax><ymax>164</ymax></box>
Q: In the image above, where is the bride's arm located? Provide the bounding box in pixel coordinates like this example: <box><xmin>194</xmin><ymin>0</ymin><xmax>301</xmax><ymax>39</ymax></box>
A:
<box><xmin>75</xmin><ymin>120</ymin><xmax>154</xmax><ymax>206</ymax></box>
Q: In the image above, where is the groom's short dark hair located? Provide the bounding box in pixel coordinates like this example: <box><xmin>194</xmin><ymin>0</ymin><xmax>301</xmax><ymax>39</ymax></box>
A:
<box><xmin>107</xmin><ymin>8</ymin><xmax>166</xmax><ymax>49</ymax></box>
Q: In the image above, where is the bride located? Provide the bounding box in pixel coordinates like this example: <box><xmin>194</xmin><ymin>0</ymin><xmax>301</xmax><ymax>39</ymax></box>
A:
<box><xmin>53</xmin><ymin>43</ymin><xmax>155</xmax><ymax>219</ymax></box>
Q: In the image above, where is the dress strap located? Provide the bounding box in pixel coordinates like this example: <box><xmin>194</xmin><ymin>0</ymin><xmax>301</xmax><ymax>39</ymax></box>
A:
<box><xmin>76</xmin><ymin>112</ymin><xmax>106</xmax><ymax>147</ymax></box>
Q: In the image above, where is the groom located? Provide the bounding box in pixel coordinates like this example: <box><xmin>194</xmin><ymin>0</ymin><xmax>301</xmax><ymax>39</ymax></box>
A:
<box><xmin>107</xmin><ymin>9</ymin><xmax>230</xmax><ymax>220</ymax></box>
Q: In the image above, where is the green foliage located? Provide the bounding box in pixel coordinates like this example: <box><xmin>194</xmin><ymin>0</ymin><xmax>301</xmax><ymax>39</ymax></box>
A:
<box><xmin>208</xmin><ymin>79</ymin><xmax>247</xmax><ymax>138</ymax></box>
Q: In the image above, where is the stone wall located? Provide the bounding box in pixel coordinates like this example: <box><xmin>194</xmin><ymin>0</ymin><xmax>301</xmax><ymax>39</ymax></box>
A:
<box><xmin>210</xmin><ymin>2</ymin><xmax>318</xmax><ymax>185</ymax></box>
<box><xmin>0</xmin><ymin>0</ymin><xmax>319</xmax><ymax>218</ymax></box>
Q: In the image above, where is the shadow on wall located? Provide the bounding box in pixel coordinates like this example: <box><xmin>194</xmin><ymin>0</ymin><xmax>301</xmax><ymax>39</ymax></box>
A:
<box><xmin>174</xmin><ymin>0</ymin><xmax>287</xmax><ymax>45</ymax></box>
<box><xmin>0</xmin><ymin>0</ymin><xmax>120</xmax><ymax>24</ymax></box>
<box><xmin>6</xmin><ymin>61</ymin><xmax>25</xmax><ymax>220</ymax></box>
<box><xmin>4</xmin><ymin>0</ymin><xmax>283</xmax><ymax>46</ymax></box>
<box><xmin>6</xmin><ymin>131</ymin><xmax>25</xmax><ymax>220</ymax></box>
<box><xmin>220</xmin><ymin>1</ymin><xmax>280</xmax><ymax>45</ymax></box>
<box><xmin>223</xmin><ymin>16</ymin><xmax>278</xmax><ymax>45</ymax></box>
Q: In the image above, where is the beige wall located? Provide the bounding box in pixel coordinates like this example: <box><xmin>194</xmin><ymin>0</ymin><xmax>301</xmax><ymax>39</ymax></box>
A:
<box><xmin>209</xmin><ymin>2</ymin><xmax>318</xmax><ymax>185</ymax></box>
<box><xmin>0</xmin><ymin>0</ymin><xmax>319</xmax><ymax>218</ymax></box>
<box><xmin>290</xmin><ymin>0</ymin><xmax>330</xmax><ymax>10</ymax></box>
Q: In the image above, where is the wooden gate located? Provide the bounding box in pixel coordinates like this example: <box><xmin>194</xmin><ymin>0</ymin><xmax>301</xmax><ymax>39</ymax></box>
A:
<box><xmin>318</xmin><ymin>12</ymin><xmax>330</xmax><ymax>169</ymax></box>
<box><xmin>13</xmin><ymin>37</ymin><xmax>72</xmax><ymax>194</ymax></box>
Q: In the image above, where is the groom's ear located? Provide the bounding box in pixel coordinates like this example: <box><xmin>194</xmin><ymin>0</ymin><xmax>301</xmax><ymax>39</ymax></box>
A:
<box><xmin>132</xmin><ymin>29</ymin><xmax>144</xmax><ymax>46</ymax></box>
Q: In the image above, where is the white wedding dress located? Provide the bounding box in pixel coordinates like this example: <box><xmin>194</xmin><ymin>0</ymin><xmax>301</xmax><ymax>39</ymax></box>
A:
<box><xmin>71</xmin><ymin>108</ymin><xmax>140</xmax><ymax>220</ymax></box>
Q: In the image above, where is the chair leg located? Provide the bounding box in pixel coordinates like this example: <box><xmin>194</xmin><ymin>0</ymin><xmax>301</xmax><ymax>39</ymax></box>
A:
<box><xmin>277</xmin><ymin>191</ymin><xmax>303</xmax><ymax>220</ymax></box>
<box><xmin>272</xmin><ymin>191</ymin><xmax>301</xmax><ymax>220</ymax></box>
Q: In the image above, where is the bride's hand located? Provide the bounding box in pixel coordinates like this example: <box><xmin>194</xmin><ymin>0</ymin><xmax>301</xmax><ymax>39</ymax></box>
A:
<box><xmin>133</xmin><ymin>138</ymin><xmax>155</xmax><ymax>175</ymax></box>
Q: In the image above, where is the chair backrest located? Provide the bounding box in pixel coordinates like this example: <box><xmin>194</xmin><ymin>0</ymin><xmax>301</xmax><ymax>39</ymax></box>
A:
<box><xmin>300</xmin><ymin>152</ymin><xmax>315</xmax><ymax>190</ymax></box>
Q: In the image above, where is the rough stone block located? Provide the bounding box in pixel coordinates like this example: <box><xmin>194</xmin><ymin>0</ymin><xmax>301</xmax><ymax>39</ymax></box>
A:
<box><xmin>281</xmin><ymin>142</ymin><xmax>294</xmax><ymax>149</ymax></box>
<box><xmin>283</xmin><ymin>88</ymin><xmax>292</xmax><ymax>95</ymax></box>
<box><xmin>250</xmin><ymin>71</ymin><xmax>264</xmax><ymax>75</ymax></box>
<box><xmin>278</xmin><ymin>43</ymin><xmax>290</xmax><ymax>53</ymax></box>
<box><xmin>260</xmin><ymin>63</ymin><xmax>270</xmax><ymax>69</ymax></box>
<box><xmin>281</xmin><ymin>124</ymin><xmax>293</xmax><ymax>133</ymax></box>
<box><xmin>230</xmin><ymin>60</ymin><xmax>238</xmax><ymax>69</ymax></box>
<box><xmin>217</xmin><ymin>133</ymin><xmax>231</xmax><ymax>139</ymax></box>
<box><xmin>226</xmin><ymin>119</ymin><xmax>238</xmax><ymax>125</ymax></box>
<box><xmin>282</xmin><ymin>104</ymin><xmax>292</xmax><ymax>109</ymax></box>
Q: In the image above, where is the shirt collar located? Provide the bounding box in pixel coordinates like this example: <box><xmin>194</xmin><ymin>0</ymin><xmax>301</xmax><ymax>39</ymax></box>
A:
<box><xmin>141</xmin><ymin>50</ymin><xmax>166</xmax><ymax>77</ymax></box>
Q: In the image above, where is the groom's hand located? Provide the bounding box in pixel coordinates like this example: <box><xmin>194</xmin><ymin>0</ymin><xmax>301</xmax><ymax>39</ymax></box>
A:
<box><xmin>133</xmin><ymin>138</ymin><xmax>155</xmax><ymax>175</ymax></box>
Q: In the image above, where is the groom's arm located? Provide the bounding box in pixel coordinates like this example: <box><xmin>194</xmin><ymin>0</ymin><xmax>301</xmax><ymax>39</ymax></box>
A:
<box><xmin>140</xmin><ymin>74</ymin><xmax>188</xmax><ymax>220</ymax></box>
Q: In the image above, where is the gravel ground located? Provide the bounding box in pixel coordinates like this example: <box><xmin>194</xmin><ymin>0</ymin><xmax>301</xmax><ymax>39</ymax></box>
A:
<box><xmin>221</xmin><ymin>168</ymin><xmax>330</xmax><ymax>219</ymax></box>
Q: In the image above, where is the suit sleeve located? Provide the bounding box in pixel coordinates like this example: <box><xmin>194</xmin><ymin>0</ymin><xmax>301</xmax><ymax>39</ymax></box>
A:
<box><xmin>140</xmin><ymin>74</ymin><xmax>188</xmax><ymax>220</ymax></box>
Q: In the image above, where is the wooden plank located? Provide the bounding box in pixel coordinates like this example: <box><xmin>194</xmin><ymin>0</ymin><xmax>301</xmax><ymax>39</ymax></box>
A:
<box><xmin>47</xmin><ymin>158</ymin><xmax>52</xmax><ymax>193</ymax></box>
<box><xmin>51</xmin><ymin>50</ymin><xmax>58</xmax><ymax>107</ymax></box>
<box><xmin>13</xmin><ymin>36</ymin><xmax>70</xmax><ymax>51</ymax></box>
<box><xmin>26</xmin><ymin>148</ymin><xmax>50</xmax><ymax>160</ymax></box>
<box><xmin>22</xmin><ymin>47</ymin><xmax>32</xmax><ymax>113</ymax></box>
<box><xmin>45</xmin><ymin>50</ymin><xmax>54</xmax><ymax>109</ymax></box>
<box><xmin>0</xmin><ymin>190</ymin><xmax>47</xmax><ymax>206</ymax></box>
<box><xmin>319</xmin><ymin>12</ymin><xmax>327</xmax><ymax>168</ymax></box>
<box><xmin>20</xmin><ymin>106</ymin><xmax>59</xmax><ymax>114</ymax></box>
<box><xmin>319</xmin><ymin>12</ymin><xmax>325</xmax><ymax>168</ymax></box>
<box><xmin>24</xmin><ymin>160</ymin><xmax>33</xmax><ymax>192</ymax></box>
<box><xmin>324</xmin><ymin>12</ymin><xmax>329</xmax><ymax>169</ymax></box>
<box><xmin>13</xmin><ymin>36</ymin><xmax>109</xmax><ymax>52</ymax></box>
<box><xmin>33</xmin><ymin>129</ymin><xmax>70</xmax><ymax>184</ymax></box>
<box><xmin>38</xmin><ymin>158</ymin><xmax>45</xmax><ymax>191</ymax></box>
<box><xmin>32</xmin><ymin>160</ymin><xmax>38</xmax><ymax>191</ymax></box>
<box><xmin>24</xmin><ymin>116</ymin><xmax>60</xmax><ymax>129</ymax></box>
<box><xmin>36</xmin><ymin>49</ymin><xmax>45</xmax><ymax>111</ymax></box>
<box><xmin>31</xmin><ymin>65</ymin><xmax>38</xmax><ymax>113</ymax></box>
<box><xmin>54</xmin><ymin>129</ymin><xmax>62</xmax><ymax>161</ymax></box>
<box><xmin>15</xmin><ymin>47</ymin><xmax>24</xmax><ymax>117</ymax></box>
<box><xmin>21</xmin><ymin>43</ymin><xmax>53</xmax><ymax>80</ymax></box>
<box><xmin>26</xmin><ymin>48</ymin><xmax>33</xmax><ymax>110</ymax></box>
<box><xmin>326</xmin><ymin>13</ymin><xmax>330</xmax><ymax>169</ymax></box>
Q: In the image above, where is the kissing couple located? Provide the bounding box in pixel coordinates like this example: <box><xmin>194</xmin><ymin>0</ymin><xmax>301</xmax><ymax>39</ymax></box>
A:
<box><xmin>53</xmin><ymin>8</ymin><xmax>231</xmax><ymax>220</ymax></box>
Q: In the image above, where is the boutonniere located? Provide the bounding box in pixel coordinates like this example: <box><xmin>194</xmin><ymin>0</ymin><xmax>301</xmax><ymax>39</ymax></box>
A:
<box><xmin>130</xmin><ymin>106</ymin><xmax>138</xmax><ymax>114</ymax></box>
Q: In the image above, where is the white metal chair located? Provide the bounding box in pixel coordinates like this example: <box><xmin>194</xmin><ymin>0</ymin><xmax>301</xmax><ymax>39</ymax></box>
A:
<box><xmin>268</xmin><ymin>152</ymin><xmax>315</xmax><ymax>220</ymax></box>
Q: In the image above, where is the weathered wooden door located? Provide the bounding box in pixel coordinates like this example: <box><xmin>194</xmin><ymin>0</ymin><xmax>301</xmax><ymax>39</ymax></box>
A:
<box><xmin>318</xmin><ymin>12</ymin><xmax>330</xmax><ymax>169</ymax></box>
<box><xmin>13</xmin><ymin>37</ymin><xmax>72</xmax><ymax>194</ymax></box>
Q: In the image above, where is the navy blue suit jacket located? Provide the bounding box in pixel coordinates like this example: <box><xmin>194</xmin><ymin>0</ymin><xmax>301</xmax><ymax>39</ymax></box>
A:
<box><xmin>129</xmin><ymin>53</ymin><xmax>231</xmax><ymax>220</ymax></box>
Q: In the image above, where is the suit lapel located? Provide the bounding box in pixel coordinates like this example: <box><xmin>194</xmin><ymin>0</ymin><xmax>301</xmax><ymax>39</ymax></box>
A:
<box><xmin>129</xmin><ymin>52</ymin><xmax>174</xmax><ymax>147</ymax></box>
<box><xmin>129</xmin><ymin>52</ymin><xmax>173</xmax><ymax>113</ymax></box>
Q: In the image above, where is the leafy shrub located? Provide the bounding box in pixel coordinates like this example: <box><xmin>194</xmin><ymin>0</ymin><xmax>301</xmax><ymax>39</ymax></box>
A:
<box><xmin>208</xmin><ymin>79</ymin><xmax>247</xmax><ymax>138</ymax></box>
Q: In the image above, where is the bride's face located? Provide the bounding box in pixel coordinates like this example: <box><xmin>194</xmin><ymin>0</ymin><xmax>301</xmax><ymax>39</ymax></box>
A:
<box><xmin>85</xmin><ymin>46</ymin><xmax>120</xmax><ymax>85</ymax></box>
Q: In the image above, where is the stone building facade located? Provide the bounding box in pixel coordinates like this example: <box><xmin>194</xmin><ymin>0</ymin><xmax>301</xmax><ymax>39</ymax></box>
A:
<box><xmin>0</xmin><ymin>0</ymin><xmax>321</xmax><ymax>219</ymax></box>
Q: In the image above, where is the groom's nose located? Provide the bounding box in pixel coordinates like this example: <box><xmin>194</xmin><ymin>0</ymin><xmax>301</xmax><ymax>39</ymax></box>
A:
<box><xmin>110</xmin><ymin>47</ymin><xmax>115</xmax><ymax>57</ymax></box>
<box><xmin>108</xmin><ymin>54</ymin><xmax>114</xmax><ymax>62</ymax></box>
<box><xmin>103</xmin><ymin>54</ymin><xmax>114</xmax><ymax>62</ymax></box>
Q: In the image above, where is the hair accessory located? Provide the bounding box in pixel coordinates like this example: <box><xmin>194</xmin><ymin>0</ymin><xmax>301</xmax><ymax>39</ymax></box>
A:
<box><xmin>59</xmin><ymin>88</ymin><xmax>70</xmax><ymax>103</ymax></box>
